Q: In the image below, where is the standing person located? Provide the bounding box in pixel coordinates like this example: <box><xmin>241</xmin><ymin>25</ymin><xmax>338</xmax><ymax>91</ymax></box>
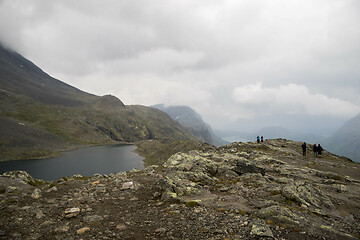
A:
<box><xmin>313</xmin><ymin>144</ymin><xmax>318</xmax><ymax>158</ymax></box>
<box><xmin>301</xmin><ymin>142</ymin><xmax>307</xmax><ymax>156</ymax></box>
<box><xmin>317</xmin><ymin>144</ymin><xmax>323</xmax><ymax>157</ymax></box>
<box><xmin>257</xmin><ymin>136</ymin><xmax>260</xmax><ymax>143</ymax></box>
<box><xmin>261</xmin><ymin>136</ymin><xmax>264</xmax><ymax>143</ymax></box>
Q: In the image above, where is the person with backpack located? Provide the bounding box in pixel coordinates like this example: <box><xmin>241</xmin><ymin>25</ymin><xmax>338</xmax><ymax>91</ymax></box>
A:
<box><xmin>313</xmin><ymin>144</ymin><xmax>318</xmax><ymax>158</ymax></box>
<box><xmin>317</xmin><ymin>144</ymin><xmax>323</xmax><ymax>157</ymax></box>
<box><xmin>301</xmin><ymin>142</ymin><xmax>307</xmax><ymax>156</ymax></box>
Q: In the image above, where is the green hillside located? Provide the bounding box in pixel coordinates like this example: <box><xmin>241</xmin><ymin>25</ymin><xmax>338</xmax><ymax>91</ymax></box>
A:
<box><xmin>0</xmin><ymin>44</ymin><xmax>195</xmax><ymax>161</ymax></box>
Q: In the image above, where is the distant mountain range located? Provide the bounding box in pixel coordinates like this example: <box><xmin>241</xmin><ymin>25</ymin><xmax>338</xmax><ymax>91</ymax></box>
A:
<box><xmin>0</xmin><ymin>44</ymin><xmax>195</xmax><ymax>160</ymax></box>
<box><xmin>215</xmin><ymin>122</ymin><xmax>360</xmax><ymax>163</ymax></box>
<box><xmin>323</xmin><ymin>113</ymin><xmax>360</xmax><ymax>163</ymax></box>
<box><xmin>251</xmin><ymin>126</ymin><xmax>325</xmax><ymax>143</ymax></box>
<box><xmin>214</xmin><ymin>126</ymin><xmax>325</xmax><ymax>143</ymax></box>
<box><xmin>152</xmin><ymin>104</ymin><xmax>228</xmax><ymax>146</ymax></box>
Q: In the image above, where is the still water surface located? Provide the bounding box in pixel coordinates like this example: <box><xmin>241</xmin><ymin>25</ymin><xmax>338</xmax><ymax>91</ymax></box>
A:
<box><xmin>0</xmin><ymin>144</ymin><xmax>144</xmax><ymax>181</ymax></box>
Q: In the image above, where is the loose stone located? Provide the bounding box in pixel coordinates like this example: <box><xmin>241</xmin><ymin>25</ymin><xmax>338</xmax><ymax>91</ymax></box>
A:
<box><xmin>77</xmin><ymin>227</ymin><xmax>90</xmax><ymax>235</ymax></box>
<box><xmin>63</xmin><ymin>207</ymin><xmax>81</xmax><ymax>218</ymax></box>
<box><xmin>31</xmin><ymin>189</ymin><xmax>41</xmax><ymax>199</ymax></box>
<box><xmin>116</xmin><ymin>224</ymin><xmax>127</xmax><ymax>231</ymax></box>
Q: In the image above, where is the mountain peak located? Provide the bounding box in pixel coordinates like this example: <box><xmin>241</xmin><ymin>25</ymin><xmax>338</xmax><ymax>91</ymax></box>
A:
<box><xmin>0</xmin><ymin>44</ymin><xmax>96</xmax><ymax>106</ymax></box>
<box><xmin>152</xmin><ymin>104</ymin><xmax>228</xmax><ymax>146</ymax></box>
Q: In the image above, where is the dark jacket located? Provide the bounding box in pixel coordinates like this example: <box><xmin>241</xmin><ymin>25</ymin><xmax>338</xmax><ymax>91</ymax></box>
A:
<box><xmin>301</xmin><ymin>142</ymin><xmax>306</xmax><ymax>150</ymax></box>
<box><xmin>313</xmin><ymin>144</ymin><xmax>318</xmax><ymax>152</ymax></box>
<box><xmin>318</xmin><ymin>145</ymin><xmax>323</xmax><ymax>155</ymax></box>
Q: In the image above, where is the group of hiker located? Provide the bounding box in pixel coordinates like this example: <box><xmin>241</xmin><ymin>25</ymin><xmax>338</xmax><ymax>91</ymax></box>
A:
<box><xmin>301</xmin><ymin>142</ymin><xmax>323</xmax><ymax>158</ymax></box>
<box><xmin>256</xmin><ymin>136</ymin><xmax>264</xmax><ymax>143</ymax></box>
<box><xmin>254</xmin><ymin>137</ymin><xmax>323</xmax><ymax>158</ymax></box>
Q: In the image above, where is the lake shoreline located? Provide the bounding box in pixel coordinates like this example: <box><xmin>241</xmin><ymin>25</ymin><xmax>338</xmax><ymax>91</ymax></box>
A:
<box><xmin>0</xmin><ymin>141</ymin><xmax>135</xmax><ymax>162</ymax></box>
<box><xmin>0</xmin><ymin>143</ymin><xmax>145</xmax><ymax>181</ymax></box>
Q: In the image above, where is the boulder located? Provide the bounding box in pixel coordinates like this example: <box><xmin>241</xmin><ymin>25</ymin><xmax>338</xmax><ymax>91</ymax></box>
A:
<box><xmin>1</xmin><ymin>170</ymin><xmax>35</xmax><ymax>183</ymax></box>
<box><xmin>31</xmin><ymin>189</ymin><xmax>42</xmax><ymax>199</ymax></box>
<box><xmin>250</xmin><ymin>220</ymin><xmax>274</xmax><ymax>238</ymax></box>
<box><xmin>234</xmin><ymin>161</ymin><xmax>265</xmax><ymax>176</ymax></box>
<box><xmin>257</xmin><ymin>205</ymin><xmax>305</xmax><ymax>226</ymax></box>
<box><xmin>161</xmin><ymin>152</ymin><xmax>220</xmax><ymax>198</ymax></box>
<box><xmin>281</xmin><ymin>182</ymin><xmax>335</xmax><ymax>210</ymax></box>
<box><xmin>161</xmin><ymin>151</ymin><xmax>269</xmax><ymax>201</ymax></box>
<box><xmin>121</xmin><ymin>181</ymin><xmax>135</xmax><ymax>190</ymax></box>
<box><xmin>63</xmin><ymin>207</ymin><xmax>81</xmax><ymax>218</ymax></box>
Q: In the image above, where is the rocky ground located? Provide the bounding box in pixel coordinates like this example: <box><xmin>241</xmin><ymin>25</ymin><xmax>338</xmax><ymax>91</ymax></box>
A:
<box><xmin>1</xmin><ymin>139</ymin><xmax>360</xmax><ymax>239</ymax></box>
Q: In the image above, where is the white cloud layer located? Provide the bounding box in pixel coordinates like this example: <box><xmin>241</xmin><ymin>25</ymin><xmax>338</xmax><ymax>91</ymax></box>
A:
<box><xmin>1</xmin><ymin>0</ymin><xmax>360</xmax><ymax>134</ymax></box>
<box><xmin>233</xmin><ymin>83</ymin><xmax>360</xmax><ymax>118</ymax></box>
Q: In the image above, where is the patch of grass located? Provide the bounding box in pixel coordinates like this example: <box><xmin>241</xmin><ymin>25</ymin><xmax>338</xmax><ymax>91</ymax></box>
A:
<box><xmin>166</xmin><ymin>211</ymin><xmax>177</xmax><ymax>215</ymax></box>
<box><xmin>279</xmin><ymin>223</ymin><xmax>287</xmax><ymax>228</ymax></box>
<box><xmin>292</xmin><ymin>226</ymin><xmax>302</xmax><ymax>232</ymax></box>
<box><xmin>270</xmin><ymin>190</ymin><xmax>281</xmax><ymax>195</ymax></box>
<box><xmin>73</xmin><ymin>176</ymin><xmax>91</xmax><ymax>181</ymax></box>
<box><xmin>331</xmin><ymin>175</ymin><xmax>342</xmax><ymax>181</ymax></box>
<box><xmin>8</xmin><ymin>190</ymin><xmax>20</xmax><ymax>195</ymax></box>
<box><xmin>135</xmin><ymin>139</ymin><xmax>215</xmax><ymax>166</ymax></box>
<box><xmin>5</xmin><ymin>198</ymin><xmax>18</xmax><ymax>205</ymax></box>
<box><xmin>305</xmin><ymin>161</ymin><xmax>318</xmax><ymax>169</ymax></box>
<box><xmin>266</xmin><ymin>219</ymin><xmax>275</xmax><ymax>225</ymax></box>
<box><xmin>185</xmin><ymin>200</ymin><xmax>201</xmax><ymax>207</ymax></box>
<box><xmin>214</xmin><ymin>177</ymin><xmax>240</xmax><ymax>187</ymax></box>
<box><xmin>235</xmin><ymin>209</ymin><xmax>247</xmax><ymax>216</ymax></box>
<box><xmin>216</xmin><ymin>208</ymin><xmax>227</xmax><ymax>213</ymax></box>
<box><xmin>284</xmin><ymin>198</ymin><xmax>296</xmax><ymax>205</ymax></box>
<box><xmin>48</xmin><ymin>183</ymin><xmax>57</xmax><ymax>188</ymax></box>
<box><xmin>28</xmin><ymin>179</ymin><xmax>46</xmax><ymax>187</ymax></box>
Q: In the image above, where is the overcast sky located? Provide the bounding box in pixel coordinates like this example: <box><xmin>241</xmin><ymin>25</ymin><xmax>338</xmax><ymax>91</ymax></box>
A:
<box><xmin>1</xmin><ymin>0</ymin><xmax>359</xmax><ymax>135</ymax></box>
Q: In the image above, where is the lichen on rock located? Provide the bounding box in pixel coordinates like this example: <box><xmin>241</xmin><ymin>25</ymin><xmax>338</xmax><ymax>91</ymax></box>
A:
<box><xmin>281</xmin><ymin>181</ymin><xmax>335</xmax><ymax>210</ymax></box>
<box><xmin>257</xmin><ymin>205</ymin><xmax>305</xmax><ymax>226</ymax></box>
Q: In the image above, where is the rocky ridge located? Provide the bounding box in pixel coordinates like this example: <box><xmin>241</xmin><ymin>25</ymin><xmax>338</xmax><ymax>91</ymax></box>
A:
<box><xmin>0</xmin><ymin>139</ymin><xmax>359</xmax><ymax>239</ymax></box>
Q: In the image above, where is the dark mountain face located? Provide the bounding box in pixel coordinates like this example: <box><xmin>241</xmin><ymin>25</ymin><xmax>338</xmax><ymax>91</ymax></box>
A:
<box><xmin>323</xmin><ymin>113</ymin><xmax>360</xmax><ymax>163</ymax></box>
<box><xmin>0</xmin><ymin>44</ymin><xmax>97</xmax><ymax>107</ymax></box>
<box><xmin>0</xmin><ymin>44</ymin><xmax>195</xmax><ymax>160</ymax></box>
<box><xmin>153</xmin><ymin>105</ymin><xmax>203</xmax><ymax>127</ymax></box>
<box><xmin>152</xmin><ymin>104</ymin><xmax>227</xmax><ymax>146</ymax></box>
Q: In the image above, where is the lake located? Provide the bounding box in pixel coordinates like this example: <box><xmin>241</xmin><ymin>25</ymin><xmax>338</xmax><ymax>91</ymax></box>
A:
<box><xmin>0</xmin><ymin>144</ymin><xmax>144</xmax><ymax>181</ymax></box>
<box><xmin>222</xmin><ymin>136</ymin><xmax>251</xmax><ymax>143</ymax></box>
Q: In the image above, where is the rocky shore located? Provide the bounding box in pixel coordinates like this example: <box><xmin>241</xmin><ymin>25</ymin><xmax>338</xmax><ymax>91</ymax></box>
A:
<box><xmin>1</xmin><ymin>139</ymin><xmax>359</xmax><ymax>239</ymax></box>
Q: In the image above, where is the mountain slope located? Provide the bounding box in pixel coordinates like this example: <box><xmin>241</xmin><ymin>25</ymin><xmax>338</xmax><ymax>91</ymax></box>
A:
<box><xmin>323</xmin><ymin>113</ymin><xmax>360</xmax><ymax>163</ymax></box>
<box><xmin>0</xmin><ymin>44</ymin><xmax>195</xmax><ymax>160</ymax></box>
<box><xmin>152</xmin><ymin>104</ymin><xmax>227</xmax><ymax>146</ymax></box>
<box><xmin>0</xmin><ymin>44</ymin><xmax>97</xmax><ymax>106</ymax></box>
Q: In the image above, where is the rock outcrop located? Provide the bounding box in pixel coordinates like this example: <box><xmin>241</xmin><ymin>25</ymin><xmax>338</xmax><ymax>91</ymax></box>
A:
<box><xmin>1</xmin><ymin>139</ymin><xmax>359</xmax><ymax>239</ymax></box>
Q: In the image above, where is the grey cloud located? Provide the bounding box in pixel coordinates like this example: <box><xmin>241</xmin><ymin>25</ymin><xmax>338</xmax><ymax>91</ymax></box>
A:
<box><xmin>1</xmin><ymin>0</ymin><xmax>359</xmax><ymax>136</ymax></box>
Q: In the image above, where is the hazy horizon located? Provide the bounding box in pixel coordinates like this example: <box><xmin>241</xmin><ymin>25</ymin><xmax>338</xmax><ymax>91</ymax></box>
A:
<box><xmin>1</xmin><ymin>0</ymin><xmax>359</xmax><ymax>136</ymax></box>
